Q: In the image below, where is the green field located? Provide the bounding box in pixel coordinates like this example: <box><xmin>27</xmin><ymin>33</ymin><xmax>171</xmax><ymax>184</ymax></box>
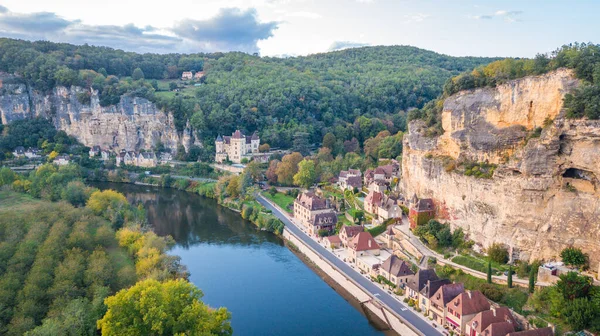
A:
<box><xmin>0</xmin><ymin>190</ymin><xmax>41</xmax><ymax>211</ymax></box>
<box><xmin>263</xmin><ymin>192</ymin><xmax>295</xmax><ymax>212</ymax></box>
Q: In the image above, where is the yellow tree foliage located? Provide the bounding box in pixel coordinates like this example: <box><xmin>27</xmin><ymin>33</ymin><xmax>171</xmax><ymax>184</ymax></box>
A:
<box><xmin>86</xmin><ymin>189</ymin><xmax>128</xmax><ymax>216</ymax></box>
<box><xmin>98</xmin><ymin>278</ymin><xmax>232</xmax><ymax>336</ymax></box>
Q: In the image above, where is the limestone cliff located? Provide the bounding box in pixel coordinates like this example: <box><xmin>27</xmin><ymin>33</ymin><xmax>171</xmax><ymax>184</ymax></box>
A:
<box><xmin>402</xmin><ymin>69</ymin><xmax>600</xmax><ymax>265</ymax></box>
<box><xmin>0</xmin><ymin>77</ymin><xmax>195</xmax><ymax>152</ymax></box>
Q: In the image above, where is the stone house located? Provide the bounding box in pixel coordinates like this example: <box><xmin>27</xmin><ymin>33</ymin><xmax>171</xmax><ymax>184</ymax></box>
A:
<box><xmin>215</xmin><ymin>130</ymin><xmax>260</xmax><ymax>164</ymax></box>
<box><xmin>12</xmin><ymin>146</ymin><xmax>25</xmax><ymax>157</ymax></box>
<box><xmin>465</xmin><ymin>307</ymin><xmax>517</xmax><ymax>336</ymax></box>
<box><xmin>445</xmin><ymin>290</ymin><xmax>491</xmax><ymax>334</ymax></box>
<box><xmin>429</xmin><ymin>283</ymin><xmax>465</xmax><ymax>326</ymax></box>
<box><xmin>25</xmin><ymin>148</ymin><xmax>41</xmax><ymax>158</ymax></box>
<box><xmin>338</xmin><ymin>169</ymin><xmax>362</xmax><ymax>191</ymax></box>
<box><xmin>137</xmin><ymin>152</ymin><xmax>158</xmax><ymax>167</ymax></box>
<box><xmin>379</xmin><ymin>255</ymin><xmax>414</xmax><ymax>287</ymax></box>
<box><xmin>181</xmin><ymin>71</ymin><xmax>193</xmax><ymax>80</ymax></box>
<box><xmin>365</xmin><ymin>190</ymin><xmax>402</xmax><ymax>221</ymax></box>
<box><xmin>101</xmin><ymin>150</ymin><xmax>110</xmax><ymax>161</ymax></box>
<box><xmin>339</xmin><ymin>225</ymin><xmax>364</xmax><ymax>248</ymax></box>
<box><xmin>294</xmin><ymin>192</ymin><xmax>337</xmax><ymax>236</ymax></box>
<box><xmin>409</xmin><ymin>195</ymin><xmax>435</xmax><ymax>229</ymax></box>
<box><xmin>480</xmin><ymin>322</ymin><xmax>518</xmax><ymax>336</ymax></box>
<box><xmin>324</xmin><ymin>235</ymin><xmax>342</xmax><ymax>249</ymax></box>
<box><xmin>406</xmin><ymin>269</ymin><xmax>439</xmax><ymax>300</ymax></box>
<box><xmin>368</xmin><ymin>180</ymin><xmax>388</xmax><ymax>193</ymax></box>
<box><xmin>116</xmin><ymin>151</ymin><xmax>137</xmax><ymax>166</ymax></box>
<box><xmin>348</xmin><ymin>231</ymin><xmax>380</xmax><ymax>263</ymax></box>
<box><xmin>54</xmin><ymin>155</ymin><xmax>71</xmax><ymax>166</ymax></box>
<box><xmin>419</xmin><ymin>279</ymin><xmax>451</xmax><ymax>313</ymax></box>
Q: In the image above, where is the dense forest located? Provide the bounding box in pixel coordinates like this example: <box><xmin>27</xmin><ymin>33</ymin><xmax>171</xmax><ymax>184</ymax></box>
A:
<box><xmin>0</xmin><ymin>38</ymin><xmax>498</xmax><ymax>149</ymax></box>
<box><xmin>409</xmin><ymin>42</ymin><xmax>600</xmax><ymax>135</ymax></box>
<box><xmin>0</xmin><ymin>166</ymin><xmax>232</xmax><ymax>335</ymax></box>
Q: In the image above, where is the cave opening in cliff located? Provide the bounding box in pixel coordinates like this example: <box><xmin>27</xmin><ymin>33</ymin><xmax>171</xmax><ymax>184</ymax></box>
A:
<box><xmin>563</xmin><ymin>168</ymin><xmax>596</xmax><ymax>181</ymax></box>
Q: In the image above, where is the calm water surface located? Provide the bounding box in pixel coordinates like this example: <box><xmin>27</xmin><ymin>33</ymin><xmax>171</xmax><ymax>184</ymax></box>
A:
<box><xmin>93</xmin><ymin>182</ymin><xmax>383</xmax><ymax>336</ymax></box>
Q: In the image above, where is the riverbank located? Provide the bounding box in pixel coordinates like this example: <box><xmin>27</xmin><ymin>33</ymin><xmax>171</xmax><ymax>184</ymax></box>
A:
<box><xmin>285</xmin><ymin>240</ymin><xmax>396</xmax><ymax>335</ymax></box>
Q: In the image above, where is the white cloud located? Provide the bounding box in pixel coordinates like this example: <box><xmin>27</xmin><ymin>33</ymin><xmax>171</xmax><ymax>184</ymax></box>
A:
<box><xmin>471</xmin><ymin>9</ymin><xmax>523</xmax><ymax>23</ymax></box>
<box><xmin>286</xmin><ymin>11</ymin><xmax>322</xmax><ymax>19</ymax></box>
<box><xmin>403</xmin><ymin>13</ymin><xmax>430</xmax><ymax>23</ymax></box>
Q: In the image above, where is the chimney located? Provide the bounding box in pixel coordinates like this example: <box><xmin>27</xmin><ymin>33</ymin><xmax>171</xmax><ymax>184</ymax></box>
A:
<box><xmin>491</xmin><ymin>307</ymin><xmax>497</xmax><ymax>316</ymax></box>
<box><xmin>467</xmin><ymin>291</ymin><xmax>472</xmax><ymax>299</ymax></box>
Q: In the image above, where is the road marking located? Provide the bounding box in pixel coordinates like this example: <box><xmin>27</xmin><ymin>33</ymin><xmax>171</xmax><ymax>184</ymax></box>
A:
<box><xmin>400</xmin><ymin>307</ymin><xmax>408</xmax><ymax>311</ymax></box>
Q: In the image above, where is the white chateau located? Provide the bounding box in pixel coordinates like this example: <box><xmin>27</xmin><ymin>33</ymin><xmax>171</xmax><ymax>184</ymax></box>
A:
<box><xmin>215</xmin><ymin>130</ymin><xmax>260</xmax><ymax>163</ymax></box>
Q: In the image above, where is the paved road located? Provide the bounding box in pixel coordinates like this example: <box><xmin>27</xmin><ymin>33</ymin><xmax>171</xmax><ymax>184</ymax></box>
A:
<box><xmin>257</xmin><ymin>195</ymin><xmax>443</xmax><ymax>336</ymax></box>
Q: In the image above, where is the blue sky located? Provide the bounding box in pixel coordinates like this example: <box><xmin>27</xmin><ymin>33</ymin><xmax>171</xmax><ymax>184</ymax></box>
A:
<box><xmin>0</xmin><ymin>0</ymin><xmax>596</xmax><ymax>57</ymax></box>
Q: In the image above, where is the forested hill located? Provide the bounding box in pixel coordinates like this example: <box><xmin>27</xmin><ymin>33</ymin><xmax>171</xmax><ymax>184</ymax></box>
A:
<box><xmin>0</xmin><ymin>38</ymin><xmax>499</xmax><ymax>148</ymax></box>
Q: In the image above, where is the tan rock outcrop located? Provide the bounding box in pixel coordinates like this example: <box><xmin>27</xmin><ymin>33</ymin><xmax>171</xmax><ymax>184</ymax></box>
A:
<box><xmin>403</xmin><ymin>69</ymin><xmax>600</xmax><ymax>264</ymax></box>
<box><xmin>0</xmin><ymin>81</ymin><xmax>194</xmax><ymax>152</ymax></box>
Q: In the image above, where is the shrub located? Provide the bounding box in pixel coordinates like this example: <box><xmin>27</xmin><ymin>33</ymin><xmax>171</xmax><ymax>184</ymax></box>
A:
<box><xmin>560</xmin><ymin>247</ymin><xmax>588</xmax><ymax>269</ymax></box>
<box><xmin>486</xmin><ymin>243</ymin><xmax>509</xmax><ymax>264</ymax></box>
<box><xmin>479</xmin><ymin>283</ymin><xmax>504</xmax><ymax>302</ymax></box>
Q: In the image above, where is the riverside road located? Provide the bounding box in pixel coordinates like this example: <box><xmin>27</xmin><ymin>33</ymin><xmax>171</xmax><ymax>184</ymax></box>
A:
<box><xmin>256</xmin><ymin>195</ymin><xmax>443</xmax><ymax>336</ymax></box>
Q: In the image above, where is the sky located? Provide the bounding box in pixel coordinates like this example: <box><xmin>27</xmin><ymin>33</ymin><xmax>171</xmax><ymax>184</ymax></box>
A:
<box><xmin>0</xmin><ymin>0</ymin><xmax>597</xmax><ymax>58</ymax></box>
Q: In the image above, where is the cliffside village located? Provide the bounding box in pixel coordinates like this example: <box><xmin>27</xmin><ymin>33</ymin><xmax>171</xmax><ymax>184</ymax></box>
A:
<box><xmin>288</xmin><ymin>161</ymin><xmax>553</xmax><ymax>336</ymax></box>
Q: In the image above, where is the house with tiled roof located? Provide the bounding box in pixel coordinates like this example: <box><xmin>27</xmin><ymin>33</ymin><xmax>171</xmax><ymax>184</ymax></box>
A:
<box><xmin>465</xmin><ymin>307</ymin><xmax>517</xmax><ymax>336</ymax></box>
<box><xmin>137</xmin><ymin>151</ymin><xmax>157</xmax><ymax>167</ymax></box>
<box><xmin>409</xmin><ymin>194</ymin><xmax>435</xmax><ymax>229</ymax></box>
<box><xmin>365</xmin><ymin>190</ymin><xmax>402</xmax><ymax>221</ymax></box>
<box><xmin>363</xmin><ymin>160</ymin><xmax>400</xmax><ymax>186</ymax></box>
<box><xmin>348</xmin><ymin>232</ymin><xmax>380</xmax><ymax>261</ymax></box>
<box><xmin>419</xmin><ymin>279</ymin><xmax>451</xmax><ymax>313</ymax></box>
<box><xmin>181</xmin><ymin>71</ymin><xmax>193</xmax><ymax>80</ymax></box>
<box><xmin>54</xmin><ymin>155</ymin><xmax>71</xmax><ymax>166</ymax></box>
<box><xmin>294</xmin><ymin>192</ymin><xmax>337</xmax><ymax>236</ymax></box>
<box><xmin>481</xmin><ymin>321</ymin><xmax>517</xmax><ymax>336</ymax></box>
<box><xmin>379</xmin><ymin>255</ymin><xmax>414</xmax><ymax>287</ymax></box>
<box><xmin>338</xmin><ymin>169</ymin><xmax>362</xmax><ymax>191</ymax></box>
<box><xmin>339</xmin><ymin>225</ymin><xmax>364</xmax><ymax>248</ymax></box>
<box><xmin>12</xmin><ymin>146</ymin><xmax>25</xmax><ymax>157</ymax></box>
<box><xmin>324</xmin><ymin>235</ymin><xmax>342</xmax><ymax>249</ymax></box>
<box><xmin>429</xmin><ymin>283</ymin><xmax>465</xmax><ymax>326</ymax></box>
<box><xmin>89</xmin><ymin>145</ymin><xmax>101</xmax><ymax>157</ymax></box>
<box><xmin>215</xmin><ymin>130</ymin><xmax>260</xmax><ymax>163</ymax></box>
<box><xmin>406</xmin><ymin>269</ymin><xmax>439</xmax><ymax>300</ymax></box>
<box><xmin>506</xmin><ymin>327</ymin><xmax>554</xmax><ymax>336</ymax></box>
<box><xmin>445</xmin><ymin>290</ymin><xmax>491</xmax><ymax>334</ymax></box>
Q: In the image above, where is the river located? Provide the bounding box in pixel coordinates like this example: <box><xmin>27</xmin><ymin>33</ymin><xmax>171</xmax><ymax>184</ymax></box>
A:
<box><xmin>93</xmin><ymin>182</ymin><xmax>385</xmax><ymax>336</ymax></box>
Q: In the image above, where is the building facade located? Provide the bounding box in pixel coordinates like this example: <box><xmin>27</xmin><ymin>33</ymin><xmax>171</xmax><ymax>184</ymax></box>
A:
<box><xmin>294</xmin><ymin>192</ymin><xmax>337</xmax><ymax>236</ymax></box>
<box><xmin>215</xmin><ymin>130</ymin><xmax>260</xmax><ymax>163</ymax></box>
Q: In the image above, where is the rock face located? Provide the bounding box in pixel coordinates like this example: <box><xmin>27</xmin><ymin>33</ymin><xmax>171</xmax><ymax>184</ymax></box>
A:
<box><xmin>0</xmin><ymin>79</ymin><xmax>194</xmax><ymax>152</ymax></box>
<box><xmin>402</xmin><ymin>69</ymin><xmax>600</xmax><ymax>264</ymax></box>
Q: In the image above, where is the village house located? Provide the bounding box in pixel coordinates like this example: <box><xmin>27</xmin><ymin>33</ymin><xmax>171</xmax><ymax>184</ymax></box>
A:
<box><xmin>506</xmin><ymin>328</ymin><xmax>554</xmax><ymax>336</ymax></box>
<box><xmin>293</xmin><ymin>192</ymin><xmax>337</xmax><ymax>236</ymax></box>
<box><xmin>54</xmin><ymin>155</ymin><xmax>71</xmax><ymax>166</ymax></box>
<box><xmin>368</xmin><ymin>180</ymin><xmax>388</xmax><ymax>193</ymax></box>
<box><xmin>406</xmin><ymin>269</ymin><xmax>439</xmax><ymax>300</ymax></box>
<box><xmin>409</xmin><ymin>195</ymin><xmax>435</xmax><ymax>229</ymax></box>
<box><xmin>338</xmin><ymin>169</ymin><xmax>362</xmax><ymax>191</ymax></box>
<box><xmin>445</xmin><ymin>290</ymin><xmax>491</xmax><ymax>334</ymax></box>
<box><xmin>348</xmin><ymin>231</ymin><xmax>380</xmax><ymax>262</ymax></box>
<box><xmin>215</xmin><ymin>130</ymin><xmax>260</xmax><ymax>164</ymax></box>
<box><xmin>181</xmin><ymin>71</ymin><xmax>193</xmax><ymax>80</ymax></box>
<box><xmin>364</xmin><ymin>190</ymin><xmax>402</xmax><ymax>221</ymax></box>
<box><xmin>25</xmin><ymin>148</ymin><xmax>41</xmax><ymax>159</ymax></box>
<box><xmin>116</xmin><ymin>151</ymin><xmax>137</xmax><ymax>166</ymax></box>
<box><xmin>89</xmin><ymin>145</ymin><xmax>101</xmax><ymax>157</ymax></box>
<box><xmin>137</xmin><ymin>152</ymin><xmax>158</xmax><ymax>167</ymax></box>
<box><xmin>379</xmin><ymin>255</ymin><xmax>414</xmax><ymax>288</ymax></box>
<box><xmin>324</xmin><ymin>235</ymin><xmax>342</xmax><ymax>249</ymax></box>
<box><xmin>465</xmin><ymin>307</ymin><xmax>517</xmax><ymax>336</ymax></box>
<box><xmin>480</xmin><ymin>322</ymin><xmax>518</xmax><ymax>336</ymax></box>
<box><xmin>364</xmin><ymin>160</ymin><xmax>400</xmax><ymax>186</ymax></box>
<box><xmin>419</xmin><ymin>279</ymin><xmax>451</xmax><ymax>313</ymax></box>
<box><xmin>339</xmin><ymin>225</ymin><xmax>364</xmax><ymax>248</ymax></box>
<box><xmin>157</xmin><ymin>152</ymin><xmax>172</xmax><ymax>164</ymax></box>
<box><xmin>12</xmin><ymin>146</ymin><xmax>25</xmax><ymax>157</ymax></box>
<box><xmin>429</xmin><ymin>283</ymin><xmax>465</xmax><ymax>326</ymax></box>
